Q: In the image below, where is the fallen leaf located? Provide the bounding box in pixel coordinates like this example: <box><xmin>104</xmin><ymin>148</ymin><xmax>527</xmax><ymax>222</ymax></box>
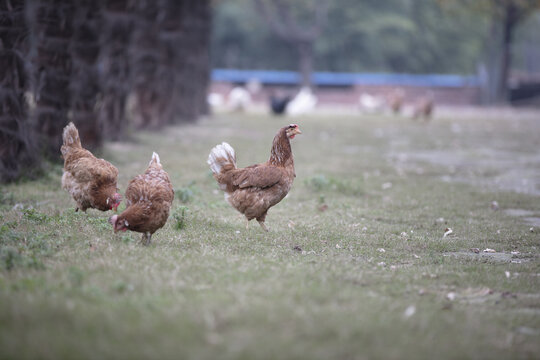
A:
<box><xmin>318</xmin><ymin>204</ymin><xmax>328</xmax><ymax>212</ymax></box>
<box><xmin>443</xmin><ymin>228</ymin><xmax>453</xmax><ymax>237</ymax></box>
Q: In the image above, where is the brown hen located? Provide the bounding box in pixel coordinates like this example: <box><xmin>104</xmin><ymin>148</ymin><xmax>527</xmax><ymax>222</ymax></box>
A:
<box><xmin>208</xmin><ymin>124</ymin><xmax>302</xmax><ymax>231</ymax></box>
<box><xmin>61</xmin><ymin>122</ymin><xmax>121</xmax><ymax>212</ymax></box>
<box><xmin>109</xmin><ymin>152</ymin><xmax>174</xmax><ymax>245</ymax></box>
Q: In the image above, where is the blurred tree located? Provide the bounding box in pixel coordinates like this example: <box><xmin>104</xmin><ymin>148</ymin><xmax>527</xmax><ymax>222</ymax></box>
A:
<box><xmin>253</xmin><ymin>0</ymin><xmax>329</xmax><ymax>87</ymax></box>
<box><xmin>98</xmin><ymin>0</ymin><xmax>134</xmax><ymax>141</ymax></box>
<box><xmin>70</xmin><ymin>0</ymin><xmax>102</xmax><ymax>149</ymax></box>
<box><xmin>130</xmin><ymin>0</ymin><xmax>211</xmax><ymax>127</ymax></box>
<box><xmin>483</xmin><ymin>0</ymin><xmax>540</xmax><ymax>103</ymax></box>
<box><xmin>27</xmin><ymin>0</ymin><xmax>74</xmax><ymax>159</ymax></box>
<box><xmin>0</xmin><ymin>0</ymin><xmax>40</xmax><ymax>181</ymax></box>
<box><xmin>212</xmin><ymin>0</ymin><xmax>488</xmax><ymax>75</ymax></box>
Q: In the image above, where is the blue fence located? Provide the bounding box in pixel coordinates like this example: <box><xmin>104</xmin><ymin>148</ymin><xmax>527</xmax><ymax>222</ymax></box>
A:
<box><xmin>212</xmin><ymin>69</ymin><xmax>480</xmax><ymax>88</ymax></box>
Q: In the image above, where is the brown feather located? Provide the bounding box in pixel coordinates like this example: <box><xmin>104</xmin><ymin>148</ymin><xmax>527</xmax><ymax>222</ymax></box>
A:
<box><xmin>115</xmin><ymin>154</ymin><xmax>174</xmax><ymax>238</ymax></box>
<box><xmin>61</xmin><ymin>122</ymin><xmax>119</xmax><ymax>212</ymax></box>
<box><xmin>209</xmin><ymin>125</ymin><xmax>300</xmax><ymax>228</ymax></box>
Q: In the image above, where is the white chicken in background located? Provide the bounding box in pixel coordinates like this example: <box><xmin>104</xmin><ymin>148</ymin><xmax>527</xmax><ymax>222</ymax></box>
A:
<box><xmin>227</xmin><ymin>86</ymin><xmax>252</xmax><ymax>112</ymax></box>
<box><xmin>287</xmin><ymin>87</ymin><xmax>318</xmax><ymax>116</ymax></box>
<box><xmin>359</xmin><ymin>93</ymin><xmax>385</xmax><ymax>114</ymax></box>
<box><xmin>207</xmin><ymin>93</ymin><xmax>224</xmax><ymax>110</ymax></box>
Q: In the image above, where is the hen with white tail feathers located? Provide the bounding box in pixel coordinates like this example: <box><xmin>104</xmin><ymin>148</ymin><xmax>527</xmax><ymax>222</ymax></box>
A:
<box><xmin>109</xmin><ymin>152</ymin><xmax>174</xmax><ymax>245</ymax></box>
<box><xmin>208</xmin><ymin>124</ymin><xmax>302</xmax><ymax>231</ymax></box>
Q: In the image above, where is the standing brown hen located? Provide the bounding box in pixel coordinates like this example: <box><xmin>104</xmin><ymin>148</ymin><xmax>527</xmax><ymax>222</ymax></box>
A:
<box><xmin>208</xmin><ymin>124</ymin><xmax>302</xmax><ymax>231</ymax></box>
<box><xmin>109</xmin><ymin>152</ymin><xmax>174</xmax><ymax>245</ymax></box>
<box><xmin>61</xmin><ymin>122</ymin><xmax>121</xmax><ymax>212</ymax></box>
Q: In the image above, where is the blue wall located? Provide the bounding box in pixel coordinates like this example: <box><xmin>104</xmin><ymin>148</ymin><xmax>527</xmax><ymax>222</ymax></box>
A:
<box><xmin>212</xmin><ymin>69</ymin><xmax>480</xmax><ymax>88</ymax></box>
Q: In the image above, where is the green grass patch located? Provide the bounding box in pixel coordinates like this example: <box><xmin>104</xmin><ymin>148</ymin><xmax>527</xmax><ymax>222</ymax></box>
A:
<box><xmin>0</xmin><ymin>110</ymin><xmax>539</xmax><ymax>359</ymax></box>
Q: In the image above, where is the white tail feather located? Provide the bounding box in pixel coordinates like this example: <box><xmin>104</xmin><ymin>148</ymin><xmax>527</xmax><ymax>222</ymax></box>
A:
<box><xmin>150</xmin><ymin>152</ymin><xmax>161</xmax><ymax>166</ymax></box>
<box><xmin>207</xmin><ymin>142</ymin><xmax>236</xmax><ymax>174</ymax></box>
<box><xmin>62</xmin><ymin>122</ymin><xmax>81</xmax><ymax>147</ymax></box>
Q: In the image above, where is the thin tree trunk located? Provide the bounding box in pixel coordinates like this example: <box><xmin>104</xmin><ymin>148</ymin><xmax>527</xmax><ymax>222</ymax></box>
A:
<box><xmin>0</xmin><ymin>0</ymin><xmax>40</xmax><ymax>182</ymax></box>
<box><xmin>496</xmin><ymin>3</ymin><xmax>518</xmax><ymax>103</ymax></box>
<box><xmin>298</xmin><ymin>41</ymin><xmax>313</xmax><ymax>87</ymax></box>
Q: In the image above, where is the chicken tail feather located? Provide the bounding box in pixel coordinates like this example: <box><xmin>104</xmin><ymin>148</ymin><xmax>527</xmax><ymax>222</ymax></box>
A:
<box><xmin>150</xmin><ymin>151</ymin><xmax>161</xmax><ymax>166</ymax></box>
<box><xmin>62</xmin><ymin>122</ymin><xmax>81</xmax><ymax>148</ymax></box>
<box><xmin>208</xmin><ymin>142</ymin><xmax>236</xmax><ymax>175</ymax></box>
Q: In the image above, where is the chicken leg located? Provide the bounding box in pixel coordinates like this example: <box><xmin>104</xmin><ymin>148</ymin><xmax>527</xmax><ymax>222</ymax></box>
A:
<box><xmin>141</xmin><ymin>232</ymin><xmax>152</xmax><ymax>246</ymax></box>
<box><xmin>257</xmin><ymin>220</ymin><xmax>269</xmax><ymax>232</ymax></box>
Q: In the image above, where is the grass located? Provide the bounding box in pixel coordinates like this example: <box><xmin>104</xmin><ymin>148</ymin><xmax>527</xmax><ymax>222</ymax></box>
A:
<box><xmin>0</xmin><ymin>109</ymin><xmax>539</xmax><ymax>359</ymax></box>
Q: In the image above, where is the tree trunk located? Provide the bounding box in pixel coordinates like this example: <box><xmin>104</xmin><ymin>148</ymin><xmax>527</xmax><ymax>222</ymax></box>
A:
<box><xmin>0</xmin><ymin>0</ymin><xmax>40</xmax><ymax>182</ymax></box>
<box><xmin>495</xmin><ymin>3</ymin><xmax>518</xmax><ymax>104</ymax></box>
<box><xmin>98</xmin><ymin>0</ymin><xmax>133</xmax><ymax>141</ymax></box>
<box><xmin>129</xmin><ymin>0</ymin><xmax>166</xmax><ymax>129</ymax></box>
<box><xmin>27</xmin><ymin>0</ymin><xmax>74</xmax><ymax>159</ymax></box>
<box><xmin>298</xmin><ymin>41</ymin><xmax>313</xmax><ymax>87</ymax></box>
<box><xmin>70</xmin><ymin>0</ymin><xmax>102</xmax><ymax>150</ymax></box>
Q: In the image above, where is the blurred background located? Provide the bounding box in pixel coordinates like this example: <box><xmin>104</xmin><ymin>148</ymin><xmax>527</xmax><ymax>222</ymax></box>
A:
<box><xmin>1</xmin><ymin>0</ymin><xmax>540</xmax><ymax>182</ymax></box>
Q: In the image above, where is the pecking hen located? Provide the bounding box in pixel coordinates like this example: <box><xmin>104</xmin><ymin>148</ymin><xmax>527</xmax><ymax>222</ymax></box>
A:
<box><xmin>208</xmin><ymin>124</ymin><xmax>302</xmax><ymax>231</ymax></box>
<box><xmin>109</xmin><ymin>152</ymin><xmax>174</xmax><ymax>245</ymax></box>
<box><xmin>61</xmin><ymin>122</ymin><xmax>121</xmax><ymax>212</ymax></box>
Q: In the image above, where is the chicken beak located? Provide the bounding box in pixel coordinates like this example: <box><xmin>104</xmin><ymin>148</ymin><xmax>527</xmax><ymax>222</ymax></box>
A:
<box><xmin>295</xmin><ymin>128</ymin><xmax>302</xmax><ymax>135</ymax></box>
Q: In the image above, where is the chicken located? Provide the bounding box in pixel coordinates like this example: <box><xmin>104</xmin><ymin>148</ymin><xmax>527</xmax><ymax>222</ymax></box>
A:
<box><xmin>270</xmin><ymin>93</ymin><xmax>292</xmax><ymax>115</ymax></box>
<box><xmin>412</xmin><ymin>93</ymin><xmax>435</xmax><ymax>121</ymax></box>
<box><xmin>287</xmin><ymin>87</ymin><xmax>317</xmax><ymax>116</ymax></box>
<box><xmin>61</xmin><ymin>122</ymin><xmax>121</xmax><ymax>212</ymax></box>
<box><xmin>387</xmin><ymin>88</ymin><xmax>404</xmax><ymax>115</ymax></box>
<box><xmin>109</xmin><ymin>152</ymin><xmax>174</xmax><ymax>245</ymax></box>
<box><xmin>207</xmin><ymin>124</ymin><xmax>302</xmax><ymax>231</ymax></box>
